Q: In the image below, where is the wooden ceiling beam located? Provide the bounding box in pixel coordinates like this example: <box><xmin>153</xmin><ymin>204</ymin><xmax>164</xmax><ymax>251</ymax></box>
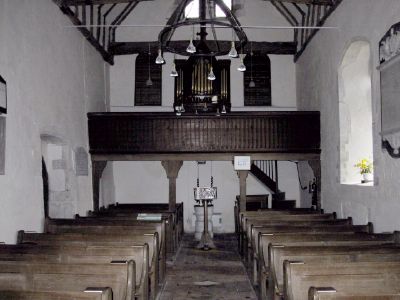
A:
<box><xmin>109</xmin><ymin>40</ymin><xmax>297</xmax><ymax>55</ymax></box>
<box><xmin>263</xmin><ymin>0</ymin><xmax>333</xmax><ymax>5</ymax></box>
<box><xmin>60</xmin><ymin>0</ymin><xmax>152</xmax><ymax>6</ymax></box>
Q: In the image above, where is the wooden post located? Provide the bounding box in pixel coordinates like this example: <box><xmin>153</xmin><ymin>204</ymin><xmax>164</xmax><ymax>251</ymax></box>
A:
<box><xmin>308</xmin><ymin>160</ymin><xmax>321</xmax><ymax>211</ymax></box>
<box><xmin>237</xmin><ymin>170</ymin><xmax>249</xmax><ymax>212</ymax></box>
<box><xmin>161</xmin><ymin>160</ymin><xmax>183</xmax><ymax>211</ymax></box>
<box><xmin>92</xmin><ymin>161</ymin><xmax>107</xmax><ymax>212</ymax></box>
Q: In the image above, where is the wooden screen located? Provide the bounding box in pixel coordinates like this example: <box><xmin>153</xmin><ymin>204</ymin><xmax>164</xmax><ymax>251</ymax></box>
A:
<box><xmin>244</xmin><ymin>54</ymin><xmax>271</xmax><ymax>106</ymax></box>
<box><xmin>135</xmin><ymin>53</ymin><xmax>162</xmax><ymax>106</ymax></box>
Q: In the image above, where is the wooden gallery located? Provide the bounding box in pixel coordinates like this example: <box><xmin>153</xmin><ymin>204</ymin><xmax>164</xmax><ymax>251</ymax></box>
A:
<box><xmin>1</xmin><ymin>0</ymin><xmax>400</xmax><ymax>299</ymax></box>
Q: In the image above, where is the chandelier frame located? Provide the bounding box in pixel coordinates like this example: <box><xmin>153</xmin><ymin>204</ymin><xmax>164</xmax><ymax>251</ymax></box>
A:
<box><xmin>158</xmin><ymin>0</ymin><xmax>248</xmax><ymax>57</ymax></box>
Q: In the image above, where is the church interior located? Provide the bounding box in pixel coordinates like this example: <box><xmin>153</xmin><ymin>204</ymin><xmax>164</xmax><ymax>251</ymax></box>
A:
<box><xmin>1</xmin><ymin>0</ymin><xmax>400</xmax><ymax>299</ymax></box>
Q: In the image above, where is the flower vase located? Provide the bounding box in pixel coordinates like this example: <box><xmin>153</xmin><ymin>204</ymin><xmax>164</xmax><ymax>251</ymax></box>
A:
<box><xmin>362</xmin><ymin>173</ymin><xmax>373</xmax><ymax>183</ymax></box>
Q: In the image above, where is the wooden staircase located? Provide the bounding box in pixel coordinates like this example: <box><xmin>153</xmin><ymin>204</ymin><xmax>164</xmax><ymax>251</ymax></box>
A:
<box><xmin>250</xmin><ymin>160</ymin><xmax>296</xmax><ymax>209</ymax></box>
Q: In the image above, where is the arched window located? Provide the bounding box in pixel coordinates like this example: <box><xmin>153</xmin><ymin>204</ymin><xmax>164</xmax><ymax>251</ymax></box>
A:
<box><xmin>338</xmin><ymin>41</ymin><xmax>373</xmax><ymax>184</ymax></box>
<box><xmin>135</xmin><ymin>53</ymin><xmax>162</xmax><ymax>106</ymax></box>
<box><xmin>243</xmin><ymin>53</ymin><xmax>271</xmax><ymax>106</ymax></box>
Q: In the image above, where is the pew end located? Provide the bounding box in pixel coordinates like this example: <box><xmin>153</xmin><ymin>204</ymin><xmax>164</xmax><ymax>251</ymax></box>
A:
<box><xmin>308</xmin><ymin>287</ymin><xmax>337</xmax><ymax>300</ymax></box>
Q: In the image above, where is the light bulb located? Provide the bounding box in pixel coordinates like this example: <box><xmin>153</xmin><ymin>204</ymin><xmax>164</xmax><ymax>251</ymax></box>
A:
<box><xmin>146</xmin><ymin>77</ymin><xmax>153</xmax><ymax>86</ymax></box>
<box><xmin>186</xmin><ymin>39</ymin><xmax>196</xmax><ymax>53</ymax></box>
<box><xmin>238</xmin><ymin>63</ymin><xmax>246</xmax><ymax>72</ymax></box>
<box><xmin>155</xmin><ymin>49</ymin><xmax>165</xmax><ymax>64</ymax></box>
<box><xmin>228</xmin><ymin>41</ymin><xmax>238</xmax><ymax>58</ymax></box>
<box><xmin>249</xmin><ymin>79</ymin><xmax>255</xmax><ymax>88</ymax></box>
<box><xmin>208</xmin><ymin>67</ymin><xmax>216</xmax><ymax>81</ymax></box>
<box><xmin>221</xmin><ymin>105</ymin><xmax>227</xmax><ymax>114</ymax></box>
<box><xmin>237</xmin><ymin>54</ymin><xmax>246</xmax><ymax>72</ymax></box>
<box><xmin>170</xmin><ymin>63</ymin><xmax>178</xmax><ymax>77</ymax></box>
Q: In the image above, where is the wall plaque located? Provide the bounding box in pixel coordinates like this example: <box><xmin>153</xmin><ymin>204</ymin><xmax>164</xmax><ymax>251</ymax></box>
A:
<box><xmin>74</xmin><ymin>147</ymin><xmax>89</xmax><ymax>176</ymax></box>
<box><xmin>379</xmin><ymin>22</ymin><xmax>400</xmax><ymax>158</ymax></box>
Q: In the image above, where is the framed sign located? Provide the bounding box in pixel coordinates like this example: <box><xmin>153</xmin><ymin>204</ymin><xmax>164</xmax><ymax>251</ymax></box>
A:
<box><xmin>0</xmin><ymin>75</ymin><xmax>6</xmax><ymax>114</ymax></box>
<box><xmin>234</xmin><ymin>156</ymin><xmax>251</xmax><ymax>170</ymax></box>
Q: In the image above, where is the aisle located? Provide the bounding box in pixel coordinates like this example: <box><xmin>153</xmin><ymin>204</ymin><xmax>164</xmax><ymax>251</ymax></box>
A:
<box><xmin>159</xmin><ymin>234</ymin><xmax>257</xmax><ymax>300</ymax></box>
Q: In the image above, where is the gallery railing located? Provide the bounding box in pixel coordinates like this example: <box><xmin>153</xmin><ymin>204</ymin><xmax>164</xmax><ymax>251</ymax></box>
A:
<box><xmin>88</xmin><ymin>111</ymin><xmax>320</xmax><ymax>154</ymax></box>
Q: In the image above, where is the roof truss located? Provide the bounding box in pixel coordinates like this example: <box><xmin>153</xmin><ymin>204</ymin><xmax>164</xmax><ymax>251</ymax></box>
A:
<box><xmin>54</xmin><ymin>0</ymin><xmax>342</xmax><ymax>64</ymax></box>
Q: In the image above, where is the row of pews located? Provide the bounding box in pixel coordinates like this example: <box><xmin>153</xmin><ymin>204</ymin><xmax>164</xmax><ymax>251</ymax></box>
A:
<box><xmin>0</xmin><ymin>202</ymin><xmax>183</xmax><ymax>300</ymax></box>
<box><xmin>236</xmin><ymin>205</ymin><xmax>400</xmax><ymax>299</ymax></box>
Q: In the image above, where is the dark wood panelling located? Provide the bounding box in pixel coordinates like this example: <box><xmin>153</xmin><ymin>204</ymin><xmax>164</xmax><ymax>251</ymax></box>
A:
<box><xmin>109</xmin><ymin>41</ymin><xmax>297</xmax><ymax>56</ymax></box>
<box><xmin>88</xmin><ymin>112</ymin><xmax>320</xmax><ymax>154</ymax></box>
<box><xmin>244</xmin><ymin>54</ymin><xmax>271</xmax><ymax>106</ymax></box>
<box><xmin>135</xmin><ymin>53</ymin><xmax>162</xmax><ymax>106</ymax></box>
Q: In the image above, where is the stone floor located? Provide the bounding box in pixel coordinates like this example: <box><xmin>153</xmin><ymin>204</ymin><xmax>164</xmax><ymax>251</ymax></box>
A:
<box><xmin>158</xmin><ymin>234</ymin><xmax>258</xmax><ymax>300</ymax></box>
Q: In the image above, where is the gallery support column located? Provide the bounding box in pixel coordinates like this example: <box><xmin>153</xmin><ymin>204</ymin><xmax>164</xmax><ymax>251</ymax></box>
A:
<box><xmin>162</xmin><ymin>160</ymin><xmax>183</xmax><ymax>211</ymax></box>
<box><xmin>92</xmin><ymin>161</ymin><xmax>107</xmax><ymax>212</ymax></box>
<box><xmin>237</xmin><ymin>170</ymin><xmax>249</xmax><ymax>212</ymax></box>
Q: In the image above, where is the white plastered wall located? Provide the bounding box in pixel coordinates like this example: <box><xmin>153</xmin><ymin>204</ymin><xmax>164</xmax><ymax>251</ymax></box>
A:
<box><xmin>296</xmin><ymin>0</ymin><xmax>400</xmax><ymax>232</ymax></box>
<box><xmin>0</xmin><ymin>0</ymin><xmax>113</xmax><ymax>243</ymax></box>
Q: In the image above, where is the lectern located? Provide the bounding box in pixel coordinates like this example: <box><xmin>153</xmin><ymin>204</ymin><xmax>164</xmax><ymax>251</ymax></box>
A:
<box><xmin>194</xmin><ymin>187</ymin><xmax>217</xmax><ymax>250</ymax></box>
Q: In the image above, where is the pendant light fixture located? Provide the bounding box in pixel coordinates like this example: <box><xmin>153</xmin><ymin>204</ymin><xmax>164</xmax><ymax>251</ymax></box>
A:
<box><xmin>207</xmin><ymin>67</ymin><xmax>216</xmax><ymax>81</ymax></box>
<box><xmin>228</xmin><ymin>29</ymin><xmax>238</xmax><ymax>58</ymax></box>
<box><xmin>146</xmin><ymin>43</ymin><xmax>153</xmax><ymax>86</ymax></box>
<box><xmin>155</xmin><ymin>48</ymin><xmax>165</xmax><ymax>64</ymax></box>
<box><xmin>237</xmin><ymin>52</ymin><xmax>246</xmax><ymax>72</ymax></box>
<box><xmin>170</xmin><ymin>54</ymin><xmax>178</xmax><ymax>77</ymax></box>
<box><xmin>186</xmin><ymin>25</ymin><xmax>197</xmax><ymax>54</ymax></box>
<box><xmin>249</xmin><ymin>42</ymin><xmax>255</xmax><ymax>87</ymax></box>
<box><xmin>221</xmin><ymin>105</ymin><xmax>227</xmax><ymax>114</ymax></box>
<box><xmin>207</xmin><ymin>56</ymin><xmax>216</xmax><ymax>81</ymax></box>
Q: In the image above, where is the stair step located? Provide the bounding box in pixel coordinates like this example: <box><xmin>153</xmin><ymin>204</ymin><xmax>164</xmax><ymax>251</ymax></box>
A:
<box><xmin>272</xmin><ymin>199</ymin><xmax>296</xmax><ymax>210</ymax></box>
<box><xmin>272</xmin><ymin>192</ymin><xmax>286</xmax><ymax>201</ymax></box>
<box><xmin>235</xmin><ymin>194</ymin><xmax>269</xmax><ymax>211</ymax></box>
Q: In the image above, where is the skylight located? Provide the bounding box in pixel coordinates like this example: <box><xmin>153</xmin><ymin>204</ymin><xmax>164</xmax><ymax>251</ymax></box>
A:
<box><xmin>184</xmin><ymin>0</ymin><xmax>232</xmax><ymax>19</ymax></box>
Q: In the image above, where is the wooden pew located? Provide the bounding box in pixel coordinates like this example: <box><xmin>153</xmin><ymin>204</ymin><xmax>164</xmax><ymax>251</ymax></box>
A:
<box><xmin>239</xmin><ymin>213</ymin><xmax>336</xmax><ymax>254</ymax></box>
<box><xmin>248</xmin><ymin>223</ymin><xmax>372</xmax><ymax>286</ymax></box>
<box><xmin>234</xmin><ymin>207</ymin><xmax>319</xmax><ymax>234</ymax></box>
<box><xmin>270</xmin><ymin>244</ymin><xmax>400</xmax><ymax>299</ymax></box>
<box><xmin>0</xmin><ymin>243</ymin><xmax>150</xmax><ymax>300</ymax></box>
<box><xmin>103</xmin><ymin>202</ymin><xmax>184</xmax><ymax>244</ymax></box>
<box><xmin>0</xmin><ymin>260</ymin><xmax>137</xmax><ymax>300</ymax></box>
<box><xmin>241</xmin><ymin>218</ymin><xmax>354</xmax><ymax>261</ymax></box>
<box><xmin>284</xmin><ymin>261</ymin><xmax>400</xmax><ymax>300</ymax></box>
<box><xmin>257</xmin><ymin>232</ymin><xmax>400</xmax><ymax>299</ymax></box>
<box><xmin>240</xmin><ymin>215</ymin><xmax>344</xmax><ymax>258</ymax></box>
<box><xmin>84</xmin><ymin>211</ymin><xmax>178</xmax><ymax>254</ymax></box>
<box><xmin>43</xmin><ymin>218</ymin><xmax>166</xmax><ymax>280</ymax></box>
<box><xmin>0</xmin><ymin>289</ymin><xmax>113</xmax><ymax>300</ymax></box>
<box><xmin>308</xmin><ymin>287</ymin><xmax>400</xmax><ymax>300</ymax></box>
<box><xmin>18</xmin><ymin>231</ymin><xmax>160</xmax><ymax>298</ymax></box>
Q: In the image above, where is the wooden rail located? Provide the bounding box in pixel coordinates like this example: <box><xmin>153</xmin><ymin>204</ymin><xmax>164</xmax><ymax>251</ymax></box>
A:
<box><xmin>88</xmin><ymin>112</ymin><xmax>320</xmax><ymax>155</ymax></box>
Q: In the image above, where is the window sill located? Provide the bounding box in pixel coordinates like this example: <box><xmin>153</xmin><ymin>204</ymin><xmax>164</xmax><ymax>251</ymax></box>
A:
<box><xmin>341</xmin><ymin>181</ymin><xmax>374</xmax><ymax>187</ymax></box>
